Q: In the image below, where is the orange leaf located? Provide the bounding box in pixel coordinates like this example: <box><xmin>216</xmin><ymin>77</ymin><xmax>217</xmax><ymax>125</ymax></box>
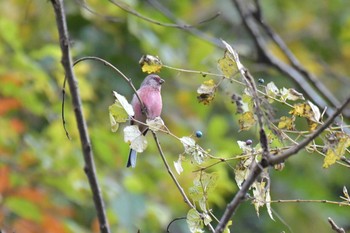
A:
<box><xmin>0</xmin><ymin>166</ymin><xmax>11</xmax><ymax>193</ymax></box>
<box><xmin>11</xmin><ymin>118</ymin><xmax>26</xmax><ymax>133</ymax></box>
<box><xmin>14</xmin><ymin>187</ymin><xmax>47</xmax><ymax>205</ymax></box>
<box><xmin>42</xmin><ymin>215</ymin><xmax>68</xmax><ymax>233</ymax></box>
<box><xmin>13</xmin><ymin>219</ymin><xmax>42</xmax><ymax>233</ymax></box>
<box><xmin>0</xmin><ymin>98</ymin><xmax>21</xmax><ymax>115</ymax></box>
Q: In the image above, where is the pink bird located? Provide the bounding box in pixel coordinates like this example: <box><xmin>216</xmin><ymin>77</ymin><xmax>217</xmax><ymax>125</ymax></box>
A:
<box><xmin>127</xmin><ymin>74</ymin><xmax>165</xmax><ymax>168</ymax></box>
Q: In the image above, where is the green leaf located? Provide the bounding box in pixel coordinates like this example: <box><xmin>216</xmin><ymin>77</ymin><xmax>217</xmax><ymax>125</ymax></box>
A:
<box><xmin>5</xmin><ymin>197</ymin><xmax>42</xmax><ymax>221</ymax></box>
<box><xmin>109</xmin><ymin>92</ymin><xmax>135</xmax><ymax>132</ymax></box>
<box><xmin>186</xmin><ymin>209</ymin><xmax>204</xmax><ymax>233</ymax></box>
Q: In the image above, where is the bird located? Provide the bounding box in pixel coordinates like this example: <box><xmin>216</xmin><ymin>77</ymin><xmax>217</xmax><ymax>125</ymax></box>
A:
<box><xmin>127</xmin><ymin>74</ymin><xmax>165</xmax><ymax>168</ymax></box>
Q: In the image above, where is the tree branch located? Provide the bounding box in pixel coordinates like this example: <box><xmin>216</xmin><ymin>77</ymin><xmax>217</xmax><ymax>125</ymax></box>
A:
<box><xmin>151</xmin><ymin>131</ymin><xmax>195</xmax><ymax>209</ymax></box>
<box><xmin>231</xmin><ymin>0</ymin><xmax>346</xmax><ymax>119</ymax></box>
<box><xmin>328</xmin><ymin>217</ymin><xmax>345</xmax><ymax>233</ymax></box>
<box><xmin>50</xmin><ymin>1</ymin><xmax>110</xmax><ymax>233</ymax></box>
<box><xmin>215</xmin><ymin>95</ymin><xmax>350</xmax><ymax>233</ymax></box>
<box><xmin>268</xmin><ymin>95</ymin><xmax>350</xmax><ymax>165</ymax></box>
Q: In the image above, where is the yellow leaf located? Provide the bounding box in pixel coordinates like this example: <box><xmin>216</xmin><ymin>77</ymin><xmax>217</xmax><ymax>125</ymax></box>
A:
<box><xmin>323</xmin><ymin>134</ymin><xmax>350</xmax><ymax>168</ymax></box>
<box><xmin>289</xmin><ymin>103</ymin><xmax>309</xmax><ymax>116</ymax></box>
<box><xmin>197</xmin><ymin>79</ymin><xmax>216</xmax><ymax>105</ymax></box>
<box><xmin>289</xmin><ymin>102</ymin><xmax>320</xmax><ymax>130</ymax></box>
<box><xmin>217</xmin><ymin>50</ymin><xmax>238</xmax><ymax>78</ymax></box>
<box><xmin>139</xmin><ymin>54</ymin><xmax>163</xmax><ymax>73</ymax></box>
<box><xmin>278</xmin><ymin>116</ymin><xmax>295</xmax><ymax>130</ymax></box>
<box><xmin>238</xmin><ymin>111</ymin><xmax>256</xmax><ymax>131</ymax></box>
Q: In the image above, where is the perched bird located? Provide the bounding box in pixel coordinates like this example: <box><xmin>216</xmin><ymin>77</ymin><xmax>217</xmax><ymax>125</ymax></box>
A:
<box><xmin>127</xmin><ymin>74</ymin><xmax>165</xmax><ymax>168</ymax></box>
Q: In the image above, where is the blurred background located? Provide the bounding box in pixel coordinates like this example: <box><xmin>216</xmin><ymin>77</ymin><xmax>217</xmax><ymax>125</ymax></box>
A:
<box><xmin>1</xmin><ymin>0</ymin><xmax>350</xmax><ymax>232</ymax></box>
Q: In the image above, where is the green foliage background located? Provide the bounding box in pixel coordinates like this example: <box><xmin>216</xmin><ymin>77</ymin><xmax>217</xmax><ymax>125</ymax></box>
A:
<box><xmin>0</xmin><ymin>0</ymin><xmax>349</xmax><ymax>232</ymax></box>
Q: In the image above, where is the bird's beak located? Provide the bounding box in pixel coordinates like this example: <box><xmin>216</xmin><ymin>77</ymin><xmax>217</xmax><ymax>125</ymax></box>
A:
<box><xmin>160</xmin><ymin>79</ymin><xmax>165</xmax><ymax>85</ymax></box>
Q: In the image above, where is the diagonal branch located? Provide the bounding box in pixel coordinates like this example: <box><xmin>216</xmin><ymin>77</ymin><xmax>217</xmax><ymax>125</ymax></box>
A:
<box><xmin>50</xmin><ymin>1</ymin><xmax>110</xmax><ymax>233</ymax></box>
<box><xmin>215</xmin><ymin>95</ymin><xmax>350</xmax><ymax>233</ymax></box>
<box><xmin>252</xmin><ymin>0</ymin><xmax>340</xmax><ymax>109</ymax></box>
<box><xmin>151</xmin><ymin>131</ymin><xmax>195</xmax><ymax>209</ymax></box>
<box><xmin>231</xmin><ymin>0</ymin><xmax>346</xmax><ymax>119</ymax></box>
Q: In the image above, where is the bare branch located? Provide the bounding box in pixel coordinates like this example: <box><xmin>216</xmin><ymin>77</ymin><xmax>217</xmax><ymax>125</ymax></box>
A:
<box><xmin>215</xmin><ymin>95</ymin><xmax>350</xmax><ymax>233</ymax></box>
<box><xmin>146</xmin><ymin>0</ymin><xmax>225</xmax><ymax>48</ymax></box>
<box><xmin>74</xmin><ymin>0</ymin><xmax>123</xmax><ymax>23</ymax></box>
<box><xmin>73</xmin><ymin>56</ymin><xmax>144</xmax><ymax>109</ymax></box>
<box><xmin>328</xmin><ymin>217</ymin><xmax>345</xmax><ymax>233</ymax></box>
<box><xmin>252</xmin><ymin>1</ymin><xmax>340</xmax><ymax>109</ymax></box>
<box><xmin>50</xmin><ymin>1</ymin><xmax>110</xmax><ymax>233</ymax></box>
<box><xmin>268</xmin><ymin>96</ymin><xmax>350</xmax><ymax>165</ymax></box>
<box><xmin>215</xmin><ymin>162</ymin><xmax>262</xmax><ymax>233</ymax></box>
<box><xmin>231</xmin><ymin>0</ymin><xmax>346</xmax><ymax>118</ymax></box>
<box><xmin>151</xmin><ymin>131</ymin><xmax>195</xmax><ymax>209</ymax></box>
<box><xmin>109</xmin><ymin>0</ymin><xmax>192</xmax><ymax>29</ymax></box>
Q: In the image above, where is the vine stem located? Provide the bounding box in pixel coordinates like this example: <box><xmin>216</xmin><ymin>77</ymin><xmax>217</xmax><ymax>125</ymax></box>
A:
<box><xmin>50</xmin><ymin>1</ymin><xmax>110</xmax><ymax>233</ymax></box>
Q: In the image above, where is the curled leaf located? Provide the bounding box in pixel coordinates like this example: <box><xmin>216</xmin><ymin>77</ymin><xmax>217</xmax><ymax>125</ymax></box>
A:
<box><xmin>109</xmin><ymin>112</ymin><xmax>119</xmax><ymax>132</ymax></box>
<box><xmin>139</xmin><ymin>54</ymin><xmax>163</xmax><ymax>73</ymax></box>
<box><xmin>280</xmin><ymin>87</ymin><xmax>304</xmax><ymax>101</ymax></box>
<box><xmin>307</xmin><ymin>100</ymin><xmax>321</xmax><ymax>122</ymax></box>
<box><xmin>112</xmin><ymin>91</ymin><xmax>134</xmax><ymax>117</ymax></box>
<box><xmin>174</xmin><ymin>155</ymin><xmax>184</xmax><ymax>175</ymax></box>
<box><xmin>266</xmin><ymin>82</ymin><xmax>279</xmax><ymax>102</ymax></box>
<box><xmin>197</xmin><ymin>79</ymin><xmax>216</xmax><ymax>105</ymax></box>
<box><xmin>146</xmin><ymin>116</ymin><xmax>165</xmax><ymax>132</ymax></box>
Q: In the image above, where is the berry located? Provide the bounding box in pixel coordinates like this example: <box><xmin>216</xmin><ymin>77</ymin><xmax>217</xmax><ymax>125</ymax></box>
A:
<box><xmin>258</xmin><ymin>78</ymin><xmax>264</xmax><ymax>84</ymax></box>
<box><xmin>245</xmin><ymin>139</ymin><xmax>253</xmax><ymax>145</ymax></box>
<box><xmin>195</xmin><ymin>130</ymin><xmax>203</xmax><ymax>138</ymax></box>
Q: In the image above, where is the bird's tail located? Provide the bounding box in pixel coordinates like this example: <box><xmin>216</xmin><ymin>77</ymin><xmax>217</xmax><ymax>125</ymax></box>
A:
<box><xmin>127</xmin><ymin>149</ymin><xmax>137</xmax><ymax>168</ymax></box>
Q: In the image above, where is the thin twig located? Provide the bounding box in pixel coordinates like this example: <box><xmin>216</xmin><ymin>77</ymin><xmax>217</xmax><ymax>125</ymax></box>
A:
<box><xmin>152</xmin><ymin>132</ymin><xmax>220</xmax><ymax>231</ymax></box>
<box><xmin>166</xmin><ymin>217</ymin><xmax>187</xmax><ymax>233</ymax></box>
<box><xmin>146</xmin><ymin>0</ymin><xmax>224</xmax><ymax>48</ymax></box>
<box><xmin>215</xmin><ymin>95</ymin><xmax>350</xmax><ymax>233</ymax></box>
<box><xmin>62</xmin><ymin>56</ymin><xmax>146</xmax><ymax>138</ymax></box>
<box><xmin>252</xmin><ymin>1</ymin><xmax>340</xmax><ymax>109</ymax></box>
<box><xmin>61</xmin><ymin>76</ymin><xmax>71</xmax><ymax>139</ymax></box>
<box><xmin>50</xmin><ymin>1</ymin><xmax>110</xmax><ymax>233</ymax></box>
<box><xmin>73</xmin><ymin>56</ymin><xmax>142</xmax><ymax>107</ymax></box>
<box><xmin>231</xmin><ymin>0</ymin><xmax>343</xmax><ymax>119</ymax></box>
<box><xmin>151</xmin><ymin>131</ymin><xmax>195</xmax><ymax>209</ymax></box>
<box><xmin>328</xmin><ymin>217</ymin><xmax>345</xmax><ymax>233</ymax></box>
<box><xmin>268</xmin><ymin>96</ymin><xmax>350</xmax><ymax>165</ymax></box>
<box><xmin>109</xmin><ymin>0</ymin><xmax>192</xmax><ymax>29</ymax></box>
<box><xmin>75</xmin><ymin>0</ymin><xmax>123</xmax><ymax>23</ymax></box>
<box><xmin>268</xmin><ymin>199</ymin><xmax>350</xmax><ymax>207</ymax></box>
<box><xmin>214</xmin><ymin>161</ymin><xmax>262</xmax><ymax>233</ymax></box>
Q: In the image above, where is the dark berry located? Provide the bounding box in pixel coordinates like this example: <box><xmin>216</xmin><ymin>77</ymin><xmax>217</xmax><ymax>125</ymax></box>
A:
<box><xmin>195</xmin><ymin>130</ymin><xmax>203</xmax><ymax>138</ymax></box>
